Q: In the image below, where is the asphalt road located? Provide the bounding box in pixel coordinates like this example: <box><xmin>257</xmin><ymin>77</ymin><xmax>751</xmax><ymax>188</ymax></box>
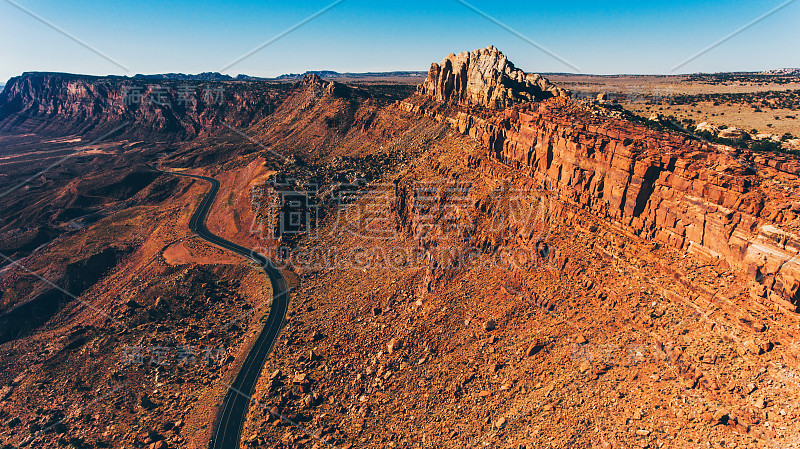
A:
<box><xmin>166</xmin><ymin>171</ymin><xmax>289</xmax><ymax>449</ymax></box>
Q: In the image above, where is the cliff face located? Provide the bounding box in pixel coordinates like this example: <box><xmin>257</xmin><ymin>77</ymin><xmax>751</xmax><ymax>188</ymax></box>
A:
<box><xmin>0</xmin><ymin>72</ymin><xmax>288</xmax><ymax>139</ymax></box>
<box><xmin>401</xmin><ymin>94</ymin><xmax>800</xmax><ymax>312</ymax></box>
<box><xmin>418</xmin><ymin>45</ymin><xmax>570</xmax><ymax>109</ymax></box>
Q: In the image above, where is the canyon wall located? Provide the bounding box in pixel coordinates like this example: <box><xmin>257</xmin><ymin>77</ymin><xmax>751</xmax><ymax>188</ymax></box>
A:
<box><xmin>399</xmin><ymin>96</ymin><xmax>800</xmax><ymax>312</ymax></box>
<box><xmin>0</xmin><ymin>72</ymin><xmax>288</xmax><ymax>139</ymax></box>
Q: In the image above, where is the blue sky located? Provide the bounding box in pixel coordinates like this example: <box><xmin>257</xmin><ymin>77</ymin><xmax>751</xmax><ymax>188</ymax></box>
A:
<box><xmin>0</xmin><ymin>0</ymin><xmax>797</xmax><ymax>82</ymax></box>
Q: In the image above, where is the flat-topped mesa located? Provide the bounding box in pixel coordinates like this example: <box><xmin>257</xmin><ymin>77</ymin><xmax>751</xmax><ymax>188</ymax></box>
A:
<box><xmin>418</xmin><ymin>45</ymin><xmax>570</xmax><ymax>109</ymax></box>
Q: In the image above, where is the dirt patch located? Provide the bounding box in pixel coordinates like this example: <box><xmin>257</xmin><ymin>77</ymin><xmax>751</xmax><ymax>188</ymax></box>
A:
<box><xmin>163</xmin><ymin>239</ymin><xmax>242</xmax><ymax>265</ymax></box>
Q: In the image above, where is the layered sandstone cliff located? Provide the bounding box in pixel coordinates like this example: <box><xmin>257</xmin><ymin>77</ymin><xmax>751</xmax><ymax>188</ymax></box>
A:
<box><xmin>417</xmin><ymin>45</ymin><xmax>569</xmax><ymax>110</ymax></box>
<box><xmin>404</xmin><ymin>52</ymin><xmax>800</xmax><ymax>312</ymax></box>
<box><xmin>0</xmin><ymin>72</ymin><xmax>286</xmax><ymax>139</ymax></box>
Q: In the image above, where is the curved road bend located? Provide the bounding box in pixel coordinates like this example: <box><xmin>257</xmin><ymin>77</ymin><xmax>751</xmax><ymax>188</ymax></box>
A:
<box><xmin>166</xmin><ymin>171</ymin><xmax>289</xmax><ymax>449</ymax></box>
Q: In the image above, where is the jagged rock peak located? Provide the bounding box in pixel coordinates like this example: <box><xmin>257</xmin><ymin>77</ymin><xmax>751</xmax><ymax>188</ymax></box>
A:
<box><xmin>299</xmin><ymin>73</ymin><xmax>324</xmax><ymax>85</ymax></box>
<box><xmin>418</xmin><ymin>45</ymin><xmax>570</xmax><ymax>109</ymax></box>
<box><xmin>296</xmin><ymin>73</ymin><xmax>335</xmax><ymax>95</ymax></box>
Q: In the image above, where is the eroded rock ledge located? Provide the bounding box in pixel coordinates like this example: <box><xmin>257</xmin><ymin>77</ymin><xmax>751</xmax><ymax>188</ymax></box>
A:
<box><xmin>399</xmin><ymin>94</ymin><xmax>800</xmax><ymax>312</ymax></box>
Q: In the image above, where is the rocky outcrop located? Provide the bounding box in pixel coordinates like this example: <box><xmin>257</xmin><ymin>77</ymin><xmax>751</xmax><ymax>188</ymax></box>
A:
<box><xmin>294</xmin><ymin>73</ymin><xmax>334</xmax><ymax>94</ymax></box>
<box><xmin>399</xmin><ymin>95</ymin><xmax>800</xmax><ymax>312</ymax></box>
<box><xmin>695</xmin><ymin>122</ymin><xmax>720</xmax><ymax>135</ymax></box>
<box><xmin>417</xmin><ymin>46</ymin><xmax>569</xmax><ymax>109</ymax></box>
<box><xmin>719</xmin><ymin>127</ymin><xmax>750</xmax><ymax>140</ymax></box>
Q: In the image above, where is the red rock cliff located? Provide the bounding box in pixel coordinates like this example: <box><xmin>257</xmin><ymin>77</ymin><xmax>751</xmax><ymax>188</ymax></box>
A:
<box><xmin>403</xmin><ymin>82</ymin><xmax>800</xmax><ymax>312</ymax></box>
<box><xmin>0</xmin><ymin>72</ymin><xmax>286</xmax><ymax>139</ymax></box>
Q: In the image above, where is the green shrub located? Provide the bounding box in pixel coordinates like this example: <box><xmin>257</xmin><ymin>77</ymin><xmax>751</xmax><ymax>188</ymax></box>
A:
<box><xmin>750</xmin><ymin>139</ymin><xmax>782</xmax><ymax>152</ymax></box>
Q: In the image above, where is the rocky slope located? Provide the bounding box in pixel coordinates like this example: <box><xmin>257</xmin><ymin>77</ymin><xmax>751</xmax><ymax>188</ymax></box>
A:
<box><xmin>234</xmin><ymin>98</ymin><xmax>800</xmax><ymax>448</ymax></box>
<box><xmin>418</xmin><ymin>45</ymin><xmax>570</xmax><ymax>109</ymax></box>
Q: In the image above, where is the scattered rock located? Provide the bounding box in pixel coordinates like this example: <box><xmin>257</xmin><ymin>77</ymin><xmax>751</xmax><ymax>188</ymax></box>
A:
<box><xmin>743</xmin><ymin>340</ymin><xmax>764</xmax><ymax>355</ymax></box>
<box><xmin>0</xmin><ymin>386</ymin><xmax>12</xmax><ymax>401</ymax></box>
<box><xmin>713</xmin><ymin>409</ymin><xmax>730</xmax><ymax>424</ymax></box>
<box><xmin>292</xmin><ymin>373</ymin><xmax>309</xmax><ymax>384</ymax></box>
<box><xmin>526</xmin><ymin>340</ymin><xmax>545</xmax><ymax>357</ymax></box>
<box><xmin>387</xmin><ymin>338</ymin><xmax>402</xmax><ymax>354</ymax></box>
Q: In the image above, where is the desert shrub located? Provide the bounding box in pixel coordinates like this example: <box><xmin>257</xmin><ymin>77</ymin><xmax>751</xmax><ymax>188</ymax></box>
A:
<box><xmin>750</xmin><ymin>139</ymin><xmax>782</xmax><ymax>152</ymax></box>
<box><xmin>147</xmin><ymin>430</ymin><xmax>163</xmax><ymax>442</ymax></box>
<box><xmin>695</xmin><ymin>130</ymin><xmax>715</xmax><ymax>141</ymax></box>
<box><xmin>139</xmin><ymin>394</ymin><xmax>157</xmax><ymax>410</ymax></box>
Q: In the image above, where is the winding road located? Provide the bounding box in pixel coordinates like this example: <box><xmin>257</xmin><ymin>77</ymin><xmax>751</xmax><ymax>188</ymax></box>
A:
<box><xmin>166</xmin><ymin>170</ymin><xmax>289</xmax><ymax>449</ymax></box>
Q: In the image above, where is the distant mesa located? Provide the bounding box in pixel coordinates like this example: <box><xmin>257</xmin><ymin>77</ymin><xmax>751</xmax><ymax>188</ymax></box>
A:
<box><xmin>274</xmin><ymin>70</ymin><xmax>427</xmax><ymax>81</ymax></box>
<box><xmin>132</xmin><ymin>72</ymin><xmax>245</xmax><ymax>81</ymax></box>
<box><xmin>418</xmin><ymin>45</ymin><xmax>570</xmax><ymax>109</ymax></box>
<box><xmin>275</xmin><ymin>70</ymin><xmax>342</xmax><ymax>80</ymax></box>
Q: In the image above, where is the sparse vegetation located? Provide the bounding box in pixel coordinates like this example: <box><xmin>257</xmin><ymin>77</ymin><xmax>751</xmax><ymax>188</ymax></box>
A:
<box><xmin>671</xmin><ymin>89</ymin><xmax>800</xmax><ymax>111</ymax></box>
<box><xmin>750</xmin><ymin>139</ymin><xmax>783</xmax><ymax>152</ymax></box>
<box><xmin>139</xmin><ymin>394</ymin><xmax>157</xmax><ymax>410</ymax></box>
<box><xmin>686</xmin><ymin>72</ymin><xmax>800</xmax><ymax>85</ymax></box>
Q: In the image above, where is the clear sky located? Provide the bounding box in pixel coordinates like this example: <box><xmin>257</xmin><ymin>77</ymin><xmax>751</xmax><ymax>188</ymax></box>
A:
<box><xmin>0</xmin><ymin>0</ymin><xmax>798</xmax><ymax>82</ymax></box>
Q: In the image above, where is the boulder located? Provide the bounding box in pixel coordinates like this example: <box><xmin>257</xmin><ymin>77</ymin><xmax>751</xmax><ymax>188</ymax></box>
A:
<box><xmin>695</xmin><ymin>122</ymin><xmax>719</xmax><ymax>135</ymax></box>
